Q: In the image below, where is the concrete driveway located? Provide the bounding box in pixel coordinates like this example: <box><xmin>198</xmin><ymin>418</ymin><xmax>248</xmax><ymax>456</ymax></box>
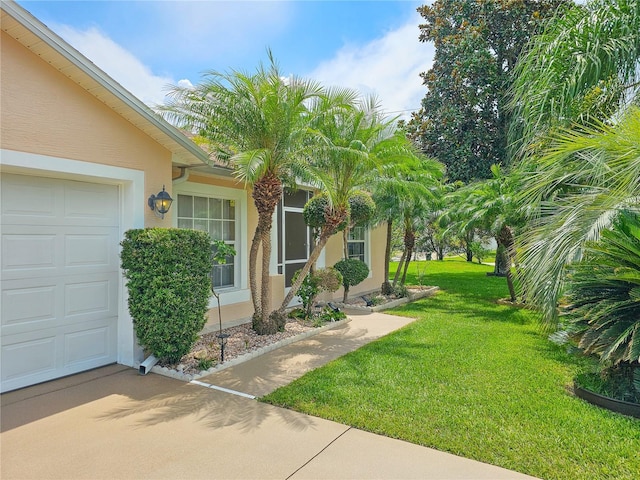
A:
<box><xmin>1</xmin><ymin>312</ymin><xmax>537</xmax><ymax>480</ymax></box>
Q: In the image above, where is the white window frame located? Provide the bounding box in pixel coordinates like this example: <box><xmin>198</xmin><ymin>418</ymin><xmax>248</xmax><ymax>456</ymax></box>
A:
<box><xmin>173</xmin><ymin>182</ymin><xmax>249</xmax><ymax>307</ymax></box>
<box><xmin>347</xmin><ymin>226</ymin><xmax>372</xmax><ymax>277</ymax></box>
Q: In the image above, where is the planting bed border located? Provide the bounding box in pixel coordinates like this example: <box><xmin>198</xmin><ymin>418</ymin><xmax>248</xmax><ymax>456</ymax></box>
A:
<box><xmin>335</xmin><ymin>286</ymin><xmax>439</xmax><ymax>312</ymax></box>
<box><xmin>574</xmin><ymin>382</ymin><xmax>640</xmax><ymax>419</ymax></box>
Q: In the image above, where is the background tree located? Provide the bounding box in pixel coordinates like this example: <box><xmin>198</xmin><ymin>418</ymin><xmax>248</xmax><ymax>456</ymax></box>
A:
<box><xmin>453</xmin><ymin>164</ymin><xmax>527</xmax><ymax>301</ymax></box>
<box><xmin>407</xmin><ymin>0</ymin><xmax>570</xmax><ymax>183</ymax></box>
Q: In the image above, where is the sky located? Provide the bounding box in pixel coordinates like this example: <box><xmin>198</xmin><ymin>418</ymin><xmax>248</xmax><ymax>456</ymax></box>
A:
<box><xmin>17</xmin><ymin>0</ymin><xmax>434</xmax><ymax>120</ymax></box>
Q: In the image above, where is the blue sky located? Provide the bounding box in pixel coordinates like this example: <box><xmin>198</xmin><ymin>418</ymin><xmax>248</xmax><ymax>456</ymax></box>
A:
<box><xmin>17</xmin><ymin>0</ymin><xmax>434</xmax><ymax>119</ymax></box>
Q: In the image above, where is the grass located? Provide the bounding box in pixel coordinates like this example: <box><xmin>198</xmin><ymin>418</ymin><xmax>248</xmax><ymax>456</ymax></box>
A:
<box><xmin>262</xmin><ymin>259</ymin><xmax>640</xmax><ymax>480</ymax></box>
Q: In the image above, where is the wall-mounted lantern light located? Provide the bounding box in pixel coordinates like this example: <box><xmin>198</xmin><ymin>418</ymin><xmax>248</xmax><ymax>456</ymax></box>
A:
<box><xmin>148</xmin><ymin>185</ymin><xmax>173</xmax><ymax>219</ymax></box>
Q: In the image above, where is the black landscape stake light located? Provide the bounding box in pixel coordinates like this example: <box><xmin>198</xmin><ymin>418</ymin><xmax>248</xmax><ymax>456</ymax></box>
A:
<box><xmin>217</xmin><ymin>332</ymin><xmax>230</xmax><ymax>363</ymax></box>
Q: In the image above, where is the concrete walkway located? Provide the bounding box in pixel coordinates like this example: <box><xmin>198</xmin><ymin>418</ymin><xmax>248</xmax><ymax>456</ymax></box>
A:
<box><xmin>1</xmin><ymin>311</ymin><xmax>537</xmax><ymax>479</ymax></box>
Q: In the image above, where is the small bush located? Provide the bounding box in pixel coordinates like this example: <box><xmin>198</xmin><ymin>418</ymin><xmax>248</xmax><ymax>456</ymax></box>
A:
<box><xmin>393</xmin><ymin>284</ymin><xmax>409</xmax><ymax>298</ymax></box>
<box><xmin>334</xmin><ymin>258</ymin><xmax>369</xmax><ymax>302</ymax></box>
<box><xmin>319</xmin><ymin>306</ymin><xmax>347</xmax><ymax>323</ymax></box>
<box><xmin>293</xmin><ymin>267</ymin><xmax>343</xmax><ymax>320</ymax></box>
<box><xmin>120</xmin><ymin>228</ymin><xmax>212</xmax><ymax>363</ymax></box>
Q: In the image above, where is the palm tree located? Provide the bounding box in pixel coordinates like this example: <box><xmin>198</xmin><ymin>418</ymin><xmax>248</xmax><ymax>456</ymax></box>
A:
<box><xmin>509</xmin><ymin>0</ymin><xmax>640</xmax><ymax>325</ymax></box>
<box><xmin>373</xmin><ymin>153</ymin><xmax>444</xmax><ymax>293</ymax></box>
<box><xmin>453</xmin><ymin>165</ymin><xmax>526</xmax><ymax>301</ymax></box>
<box><xmin>277</xmin><ymin>95</ymin><xmax>394</xmax><ymax>313</ymax></box>
<box><xmin>161</xmin><ymin>53</ymin><xmax>326</xmax><ymax>334</ymax></box>
<box><xmin>564</xmin><ymin>210</ymin><xmax>640</xmax><ymax>371</ymax></box>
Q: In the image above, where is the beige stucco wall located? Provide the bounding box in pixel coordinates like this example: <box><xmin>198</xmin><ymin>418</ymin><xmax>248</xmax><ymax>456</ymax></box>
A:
<box><xmin>0</xmin><ymin>31</ymin><xmax>171</xmax><ymax>228</ymax></box>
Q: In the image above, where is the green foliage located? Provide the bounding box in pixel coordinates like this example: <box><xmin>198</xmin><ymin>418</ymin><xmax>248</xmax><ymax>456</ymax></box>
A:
<box><xmin>315</xmin><ymin>267</ymin><xmax>343</xmax><ymax>293</ymax></box>
<box><xmin>348</xmin><ymin>190</ymin><xmax>376</xmax><ymax>227</ymax></box>
<box><xmin>408</xmin><ymin>0</ymin><xmax>568</xmax><ymax>182</ymax></box>
<box><xmin>393</xmin><ymin>284</ymin><xmax>409</xmax><ymax>298</ymax></box>
<box><xmin>564</xmin><ymin>211</ymin><xmax>640</xmax><ymax>368</ymax></box>
<box><xmin>265</xmin><ymin>259</ymin><xmax>640</xmax><ymax>480</ymax></box>
<box><xmin>575</xmin><ymin>367</ymin><xmax>640</xmax><ymax>404</ymax></box>
<box><xmin>292</xmin><ymin>267</ymin><xmax>343</xmax><ymax>320</ymax></box>
<box><xmin>334</xmin><ymin>258</ymin><xmax>369</xmax><ymax>291</ymax></box>
<box><xmin>120</xmin><ymin>228</ymin><xmax>212</xmax><ymax>363</ymax></box>
<box><xmin>318</xmin><ymin>306</ymin><xmax>347</xmax><ymax>324</ymax></box>
<box><xmin>197</xmin><ymin>357</ymin><xmax>214</xmax><ymax>371</ymax></box>
<box><xmin>303</xmin><ymin>193</ymin><xmax>330</xmax><ymax>229</ymax></box>
<box><xmin>469</xmin><ymin>241</ymin><xmax>491</xmax><ymax>264</ymax></box>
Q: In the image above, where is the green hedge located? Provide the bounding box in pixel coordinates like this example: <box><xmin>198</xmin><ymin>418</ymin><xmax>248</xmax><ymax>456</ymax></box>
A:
<box><xmin>120</xmin><ymin>228</ymin><xmax>212</xmax><ymax>363</ymax></box>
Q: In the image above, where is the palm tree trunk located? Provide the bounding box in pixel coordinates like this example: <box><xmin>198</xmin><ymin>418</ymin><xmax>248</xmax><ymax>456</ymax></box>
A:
<box><xmin>251</xmin><ymin>172</ymin><xmax>283</xmax><ymax>335</ymax></box>
<box><xmin>400</xmin><ymin>226</ymin><xmax>415</xmax><ymax>286</ymax></box>
<box><xmin>343</xmin><ymin>227</ymin><xmax>349</xmax><ymax>260</ymax></box>
<box><xmin>259</xmin><ymin>224</ymin><xmax>273</xmax><ymax>324</ymax></box>
<box><xmin>381</xmin><ymin>220</ymin><xmax>393</xmax><ymax>294</ymax></box>
<box><xmin>278</xmin><ymin>207</ymin><xmax>348</xmax><ymax>313</ymax></box>
<box><xmin>393</xmin><ymin>250</ymin><xmax>406</xmax><ymax>287</ymax></box>
<box><xmin>249</xmin><ymin>224</ymin><xmax>262</xmax><ymax>315</ymax></box>
<box><xmin>279</xmin><ymin>232</ymin><xmax>332</xmax><ymax>313</ymax></box>
<box><xmin>497</xmin><ymin>225</ymin><xmax>517</xmax><ymax>302</ymax></box>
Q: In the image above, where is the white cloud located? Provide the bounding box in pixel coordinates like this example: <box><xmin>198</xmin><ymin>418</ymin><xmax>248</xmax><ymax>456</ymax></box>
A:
<box><xmin>306</xmin><ymin>14</ymin><xmax>434</xmax><ymax>121</ymax></box>
<box><xmin>54</xmin><ymin>24</ymin><xmax>175</xmax><ymax>107</ymax></box>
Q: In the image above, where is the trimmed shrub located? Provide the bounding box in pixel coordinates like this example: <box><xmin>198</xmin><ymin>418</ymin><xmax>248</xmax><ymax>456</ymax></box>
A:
<box><xmin>303</xmin><ymin>193</ymin><xmax>349</xmax><ymax>232</ymax></box>
<box><xmin>120</xmin><ymin>228</ymin><xmax>212</xmax><ymax>363</ymax></box>
<box><xmin>334</xmin><ymin>258</ymin><xmax>369</xmax><ymax>302</ymax></box>
<box><xmin>348</xmin><ymin>190</ymin><xmax>376</xmax><ymax>227</ymax></box>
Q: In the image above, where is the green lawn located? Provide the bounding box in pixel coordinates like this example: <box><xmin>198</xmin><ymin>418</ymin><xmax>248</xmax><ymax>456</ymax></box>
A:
<box><xmin>263</xmin><ymin>259</ymin><xmax>640</xmax><ymax>480</ymax></box>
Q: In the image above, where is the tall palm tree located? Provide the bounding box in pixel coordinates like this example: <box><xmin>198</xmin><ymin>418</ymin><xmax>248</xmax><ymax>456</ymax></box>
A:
<box><xmin>452</xmin><ymin>165</ymin><xmax>526</xmax><ymax>301</ymax></box>
<box><xmin>509</xmin><ymin>0</ymin><xmax>640</xmax><ymax>325</ymax></box>
<box><xmin>277</xmin><ymin>95</ymin><xmax>394</xmax><ymax>313</ymax></box>
<box><xmin>373</xmin><ymin>150</ymin><xmax>444</xmax><ymax>293</ymax></box>
<box><xmin>161</xmin><ymin>53</ymin><xmax>326</xmax><ymax>334</ymax></box>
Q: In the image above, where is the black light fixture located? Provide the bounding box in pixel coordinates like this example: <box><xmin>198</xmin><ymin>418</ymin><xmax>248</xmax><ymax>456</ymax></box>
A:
<box><xmin>217</xmin><ymin>332</ymin><xmax>230</xmax><ymax>363</ymax></box>
<box><xmin>148</xmin><ymin>185</ymin><xmax>173</xmax><ymax>219</ymax></box>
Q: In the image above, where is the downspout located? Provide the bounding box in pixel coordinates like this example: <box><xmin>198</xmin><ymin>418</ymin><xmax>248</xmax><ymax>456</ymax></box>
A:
<box><xmin>172</xmin><ymin>166</ymin><xmax>190</xmax><ymax>185</ymax></box>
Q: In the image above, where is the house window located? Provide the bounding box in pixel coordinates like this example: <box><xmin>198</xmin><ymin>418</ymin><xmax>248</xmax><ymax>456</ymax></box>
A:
<box><xmin>177</xmin><ymin>194</ymin><xmax>236</xmax><ymax>288</ymax></box>
<box><xmin>277</xmin><ymin>189</ymin><xmax>312</xmax><ymax>287</ymax></box>
<box><xmin>348</xmin><ymin>226</ymin><xmax>366</xmax><ymax>263</ymax></box>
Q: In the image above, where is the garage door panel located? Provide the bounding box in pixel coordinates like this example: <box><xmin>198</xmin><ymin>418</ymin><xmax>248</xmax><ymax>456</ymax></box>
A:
<box><xmin>2</xmin><ymin>273</ymin><xmax>117</xmax><ymax>335</ymax></box>
<box><xmin>2</xmin><ymin>233</ymin><xmax>57</xmax><ymax>272</ymax></box>
<box><xmin>65</xmin><ymin>233</ymin><xmax>115</xmax><ymax>268</ymax></box>
<box><xmin>1</xmin><ymin>174</ymin><xmax>120</xmax><ymax>392</ymax></box>
<box><xmin>1</xmin><ymin>336</ymin><xmax>57</xmax><ymax>382</ymax></box>
<box><xmin>1</xmin><ymin>317</ymin><xmax>117</xmax><ymax>391</ymax></box>
<box><xmin>65</xmin><ymin>277</ymin><xmax>115</xmax><ymax>318</ymax></box>
<box><xmin>64</xmin><ymin>183</ymin><xmax>119</xmax><ymax>225</ymax></box>
<box><xmin>64</xmin><ymin>325</ymin><xmax>114</xmax><ymax>366</ymax></box>
<box><xmin>1</xmin><ymin>226</ymin><xmax>119</xmax><ymax>280</ymax></box>
<box><xmin>1</xmin><ymin>178</ymin><xmax>57</xmax><ymax>220</ymax></box>
<box><xmin>1</xmin><ymin>283</ymin><xmax>58</xmax><ymax>329</ymax></box>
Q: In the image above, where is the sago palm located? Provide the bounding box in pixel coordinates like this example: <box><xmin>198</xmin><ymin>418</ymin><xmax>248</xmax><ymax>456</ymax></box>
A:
<box><xmin>564</xmin><ymin>211</ymin><xmax>640</xmax><ymax>368</ymax></box>
<box><xmin>517</xmin><ymin>108</ymin><xmax>640</xmax><ymax>324</ymax></box>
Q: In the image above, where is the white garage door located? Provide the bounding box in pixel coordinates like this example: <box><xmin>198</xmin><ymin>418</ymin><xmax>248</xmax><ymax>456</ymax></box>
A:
<box><xmin>1</xmin><ymin>174</ymin><xmax>119</xmax><ymax>392</ymax></box>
